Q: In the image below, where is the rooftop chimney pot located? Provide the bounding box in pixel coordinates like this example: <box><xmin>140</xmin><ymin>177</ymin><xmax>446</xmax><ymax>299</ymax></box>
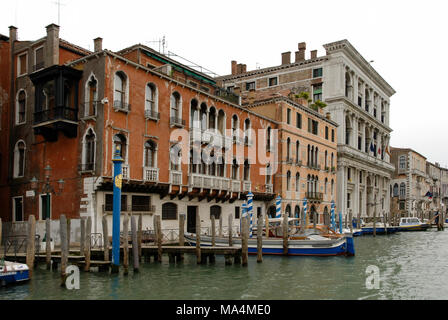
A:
<box><xmin>94</xmin><ymin>37</ymin><xmax>103</xmax><ymax>52</ymax></box>
<box><xmin>281</xmin><ymin>51</ymin><xmax>291</xmax><ymax>65</ymax></box>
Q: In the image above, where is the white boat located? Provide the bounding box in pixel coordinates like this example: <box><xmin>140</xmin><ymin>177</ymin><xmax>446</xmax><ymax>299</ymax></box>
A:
<box><xmin>0</xmin><ymin>260</ymin><xmax>30</xmax><ymax>286</ymax></box>
<box><xmin>398</xmin><ymin>217</ymin><xmax>430</xmax><ymax>231</ymax></box>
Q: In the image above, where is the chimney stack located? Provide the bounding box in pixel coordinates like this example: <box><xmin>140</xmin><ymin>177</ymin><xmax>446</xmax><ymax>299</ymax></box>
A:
<box><xmin>45</xmin><ymin>23</ymin><xmax>60</xmax><ymax>67</ymax></box>
<box><xmin>281</xmin><ymin>51</ymin><xmax>291</xmax><ymax>65</ymax></box>
<box><xmin>295</xmin><ymin>42</ymin><xmax>306</xmax><ymax>62</ymax></box>
<box><xmin>310</xmin><ymin>50</ymin><xmax>317</xmax><ymax>59</ymax></box>
<box><xmin>242</xmin><ymin>64</ymin><xmax>247</xmax><ymax>73</ymax></box>
<box><xmin>94</xmin><ymin>37</ymin><xmax>103</xmax><ymax>52</ymax></box>
<box><xmin>9</xmin><ymin>26</ymin><xmax>17</xmax><ymax>43</ymax></box>
<box><xmin>231</xmin><ymin>60</ymin><xmax>237</xmax><ymax>75</ymax></box>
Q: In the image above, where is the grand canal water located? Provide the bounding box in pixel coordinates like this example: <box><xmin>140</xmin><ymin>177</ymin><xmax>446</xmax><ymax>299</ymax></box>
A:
<box><xmin>1</xmin><ymin>228</ymin><xmax>448</xmax><ymax>300</ymax></box>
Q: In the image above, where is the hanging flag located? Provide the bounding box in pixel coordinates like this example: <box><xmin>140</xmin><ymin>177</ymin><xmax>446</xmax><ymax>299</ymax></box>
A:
<box><xmin>378</xmin><ymin>147</ymin><xmax>381</xmax><ymax>155</ymax></box>
<box><xmin>386</xmin><ymin>146</ymin><xmax>392</xmax><ymax>157</ymax></box>
<box><xmin>370</xmin><ymin>142</ymin><xmax>375</xmax><ymax>153</ymax></box>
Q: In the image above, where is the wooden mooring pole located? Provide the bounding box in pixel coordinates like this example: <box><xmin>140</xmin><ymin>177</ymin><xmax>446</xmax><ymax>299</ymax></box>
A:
<box><xmin>131</xmin><ymin>215</ymin><xmax>139</xmax><ymax>272</ymax></box>
<box><xmin>84</xmin><ymin>217</ymin><xmax>91</xmax><ymax>272</ymax></box>
<box><xmin>282</xmin><ymin>214</ymin><xmax>288</xmax><ymax>256</ymax></box>
<box><xmin>211</xmin><ymin>216</ymin><xmax>216</xmax><ymax>247</ymax></box>
<box><xmin>228</xmin><ymin>214</ymin><xmax>233</xmax><ymax>247</ymax></box>
<box><xmin>123</xmin><ymin>213</ymin><xmax>129</xmax><ymax>275</ymax></box>
<box><xmin>26</xmin><ymin>215</ymin><xmax>36</xmax><ymax>277</ymax></box>
<box><xmin>102</xmin><ymin>215</ymin><xmax>109</xmax><ymax>262</ymax></box>
<box><xmin>373</xmin><ymin>207</ymin><xmax>377</xmax><ymax>237</ymax></box>
<box><xmin>156</xmin><ymin>215</ymin><xmax>162</xmax><ymax>262</ymax></box>
<box><xmin>257</xmin><ymin>215</ymin><xmax>263</xmax><ymax>263</ymax></box>
<box><xmin>138</xmin><ymin>214</ymin><xmax>143</xmax><ymax>262</ymax></box>
<box><xmin>66</xmin><ymin>218</ymin><xmax>71</xmax><ymax>254</ymax></box>
<box><xmin>45</xmin><ymin>218</ymin><xmax>51</xmax><ymax>270</ymax></box>
<box><xmin>241</xmin><ymin>217</ymin><xmax>248</xmax><ymax>266</ymax></box>
<box><xmin>178</xmin><ymin>214</ymin><xmax>185</xmax><ymax>262</ymax></box>
<box><xmin>60</xmin><ymin>215</ymin><xmax>68</xmax><ymax>285</ymax></box>
<box><xmin>196</xmin><ymin>211</ymin><xmax>201</xmax><ymax>264</ymax></box>
<box><xmin>80</xmin><ymin>217</ymin><xmax>85</xmax><ymax>257</ymax></box>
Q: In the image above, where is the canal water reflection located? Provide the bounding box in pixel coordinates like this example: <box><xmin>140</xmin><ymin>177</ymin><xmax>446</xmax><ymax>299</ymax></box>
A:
<box><xmin>1</xmin><ymin>229</ymin><xmax>447</xmax><ymax>300</ymax></box>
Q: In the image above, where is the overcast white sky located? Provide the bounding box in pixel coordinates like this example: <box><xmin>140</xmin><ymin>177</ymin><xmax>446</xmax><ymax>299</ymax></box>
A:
<box><xmin>2</xmin><ymin>0</ymin><xmax>448</xmax><ymax>167</ymax></box>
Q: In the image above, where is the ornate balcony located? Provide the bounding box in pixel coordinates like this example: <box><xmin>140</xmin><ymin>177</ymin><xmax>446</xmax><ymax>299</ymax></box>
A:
<box><xmin>143</xmin><ymin>167</ymin><xmax>159</xmax><ymax>182</ymax></box>
<box><xmin>305</xmin><ymin>191</ymin><xmax>323</xmax><ymax>202</ymax></box>
<box><xmin>145</xmin><ymin>109</ymin><xmax>160</xmax><ymax>121</ymax></box>
<box><xmin>30</xmin><ymin>65</ymin><xmax>82</xmax><ymax>141</ymax></box>
<box><xmin>170</xmin><ymin>170</ymin><xmax>183</xmax><ymax>185</ymax></box>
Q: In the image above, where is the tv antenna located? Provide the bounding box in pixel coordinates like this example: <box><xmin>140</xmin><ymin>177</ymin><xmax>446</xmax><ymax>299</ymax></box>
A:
<box><xmin>52</xmin><ymin>0</ymin><xmax>66</xmax><ymax>26</ymax></box>
<box><xmin>146</xmin><ymin>36</ymin><xmax>167</xmax><ymax>54</ymax></box>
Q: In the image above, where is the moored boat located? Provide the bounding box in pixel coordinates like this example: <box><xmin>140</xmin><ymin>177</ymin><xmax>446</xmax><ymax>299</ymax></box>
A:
<box><xmin>184</xmin><ymin>231</ymin><xmax>355</xmax><ymax>257</ymax></box>
<box><xmin>0</xmin><ymin>260</ymin><xmax>30</xmax><ymax>286</ymax></box>
<box><xmin>398</xmin><ymin>217</ymin><xmax>430</xmax><ymax>231</ymax></box>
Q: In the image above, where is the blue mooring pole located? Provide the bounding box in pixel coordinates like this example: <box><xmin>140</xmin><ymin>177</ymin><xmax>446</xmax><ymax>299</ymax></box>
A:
<box><xmin>111</xmin><ymin>145</ymin><xmax>124</xmax><ymax>273</ymax></box>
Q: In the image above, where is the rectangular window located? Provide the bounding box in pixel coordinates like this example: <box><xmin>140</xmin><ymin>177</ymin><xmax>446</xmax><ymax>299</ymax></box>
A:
<box><xmin>358</xmin><ymin>96</ymin><xmax>362</xmax><ymax>107</ymax></box>
<box><xmin>347</xmin><ymin>168</ymin><xmax>351</xmax><ymax>181</ymax></box>
<box><xmin>325</xmin><ymin>126</ymin><xmax>329</xmax><ymax>140</ymax></box>
<box><xmin>347</xmin><ymin>193</ymin><xmax>351</xmax><ymax>209</ymax></box>
<box><xmin>40</xmin><ymin>194</ymin><xmax>51</xmax><ymax>220</ymax></box>
<box><xmin>18</xmin><ymin>53</ymin><xmax>27</xmax><ymax>76</ymax></box>
<box><xmin>245</xmin><ymin>82</ymin><xmax>255</xmax><ymax>91</ymax></box>
<box><xmin>226</xmin><ymin>86</ymin><xmax>234</xmax><ymax>93</ymax></box>
<box><xmin>235</xmin><ymin>206</ymin><xmax>240</xmax><ymax>219</ymax></box>
<box><xmin>308</xmin><ymin>119</ymin><xmax>318</xmax><ymax>135</ymax></box>
<box><xmin>131</xmin><ymin>195</ymin><xmax>151</xmax><ymax>212</ymax></box>
<box><xmin>34</xmin><ymin>47</ymin><xmax>44</xmax><ymax>71</ymax></box>
<box><xmin>358</xmin><ymin>136</ymin><xmax>362</xmax><ymax>150</ymax></box>
<box><xmin>296</xmin><ymin>113</ymin><xmax>302</xmax><ymax>129</ymax></box>
<box><xmin>287</xmin><ymin>109</ymin><xmax>291</xmax><ymax>124</ymax></box>
<box><xmin>313</xmin><ymin>84</ymin><xmax>322</xmax><ymax>102</ymax></box>
<box><xmin>399</xmin><ymin>201</ymin><xmax>405</xmax><ymax>210</ymax></box>
<box><xmin>13</xmin><ymin>196</ymin><xmax>24</xmax><ymax>222</ymax></box>
<box><xmin>331</xmin><ymin>129</ymin><xmax>335</xmax><ymax>142</ymax></box>
<box><xmin>268</xmin><ymin>77</ymin><xmax>278</xmax><ymax>87</ymax></box>
<box><xmin>105</xmin><ymin>194</ymin><xmax>127</xmax><ymax>212</ymax></box>
<box><xmin>313</xmin><ymin>68</ymin><xmax>323</xmax><ymax>78</ymax></box>
<box><xmin>257</xmin><ymin>207</ymin><xmax>262</xmax><ymax>218</ymax></box>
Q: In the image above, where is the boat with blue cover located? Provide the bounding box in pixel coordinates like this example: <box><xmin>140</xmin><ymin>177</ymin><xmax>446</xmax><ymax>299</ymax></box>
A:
<box><xmin>0</xmin><ymin>260</ymin><xmax>30</xmax><ymax>286</ymax></box>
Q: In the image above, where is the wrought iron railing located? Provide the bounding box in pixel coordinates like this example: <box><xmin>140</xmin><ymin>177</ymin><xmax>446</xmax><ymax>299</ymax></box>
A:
<box><xmin>34</xmin><ymin>106</ymin><xmax>78</xmax><ymax>124</ymax></box>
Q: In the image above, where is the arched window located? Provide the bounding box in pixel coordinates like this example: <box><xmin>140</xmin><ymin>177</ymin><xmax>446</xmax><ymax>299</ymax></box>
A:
<box><xmin>13</xmin><ymin>140</ymin><xmax>26</xmax><ymax>178</ymax></box>
<box><xmin>114</xmin><ymin>71</ymin><xmax>127</xmax><ymax>108</ymax></box>
<box><xmin>296</xmin><ymin>141</ymin><xmax>300</xmax><ymax>162</ymax></box>
<box><xmin>393</xmin><ymin>183</ymin><xmax>399</xmax><ymax>197</ymax></box>
<box><xmin>324</xmin><ymin>177</ymin><xmax>328</xmax><ymax>194</ymax></box>
<box><xmin>145</xmin><ymin>83</ymin><xmax>158</xmax><ymax>113</ymax></box>
<box><xmin>244</xmin><ymin>118</ymin><xmax>251</xmax><ymax>144</ymax></box>
<box><xmin>144</xmin><ymin>140</ymin><xmax>157</xmax><ymax>168</ymax></box>
<box><xmin>285</xmin><ymin>204</ymin><xmax>291</xmax><ymax>217</ymax></box>
<box><xmin>210</xmin><ymin>205</ymin><xmax>221</xmax><ymax>220</ymax></box>
<box><xmin>208</xmin><ymin>107</ymin><xmax>217</xmax><ymax>130</ymax></box>
<box><xmin>324</xmin><ymin>150</ymin><xmax>328</xmax><ymax>168</ymax></box>
<box><xmin>267</xmin><ymin>127</ymin><xmax>272</xmax><ymax>151</ymax></box>
<box><xmin>16</xmin><ymin>90</ymin><xmax>26</xmax><ymax>124</ymax></box>
<box><xmin>200</xmin><ymin>103</ymin><xmax>207</xmax><ymax>131</ymax></box>
<box><xmin>162</xmin><ymin>203</ymin><xmax>177</xmax><ymax>220</ymax></box>
<box><xmin>286</xmin><ymin>171</ymin><xmax>291</xmax><ymax>191</ymax></box>
<box><xmin>232</xmin><ymin>115</ymin><xmax>239</xmax><ymax>140</ymax></box>
<box><xmin>309</xmin><ymin>205</ymin><xmax>317</xmax><ymax>224</ymax></box>
<box><xmin>294</xmin><ymin>205</ymin><xmax>301</xmax><ymax>219</ymax></box>
<box><xmin>345</xmin><ymin>72</ymin><xmax>353</xmax><ymax>99</ymax></box>
<box><xmin>113</xmin><ymin>134</ymin><xmax>126</xmax><ymax>160</ymax></box>
<box><xmin>232</xmin><ymin>159</ymin><xmax>239</xmax><ymax>180</ymax></box>
<box><xmin>85</xmin><ymin>75</ymin><xmax>98</xmax><ymax>117</ymax></box>
<box><xmin>400</xmin><ymin>183</ymin><xmax>406</xmax><ymax>197</ymax></box>
<box><xmin>331</xmin><ymin>179</ymin><xmax>334</xmax><ymax>196</ymax></box>
<box><xmin>243</xmin><ymin>159</ymin><xmax>250</xmax><ymax>181</ymax></box>
<box><xmin>286</xmin><ymin>138</ymin><xmax>291</xmax><ymax>161</ymax></box>
<box><xmin>170</xmin><ymin>144</ymin><xmax>181</xmax><ymax>171</ymax></box>
<box><xmin>295</xmin><ymin>172</ymin><xmax>300</xmax><ymax>192</ymax></box>
<box><xmin>218</xmin><ymin>110</ymin><xmax>225</xmax><ymax>134</ymax></box>
<box><xmin>315</xmin><ymin>147</ymin><xmax>318</xmax><ymax>167</ymax></box>
<box><xmin>83</xmin><ymin>129</ymin><xmax>96</xmax><ymax>171</ymax></box>
<box><xmin>170</xmin><ymin>92</ymin><xmax>182</xmax><ymax>121</ymax></box>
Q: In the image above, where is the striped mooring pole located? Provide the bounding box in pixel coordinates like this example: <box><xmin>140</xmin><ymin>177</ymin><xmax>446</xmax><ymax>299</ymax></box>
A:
<box><xmin>241</xmin><ymin>203</ymin><xmax>247</xmax><ymax>235</ymax></box>
<box><xmin>339</xmin><ymin>211</ymin><xmax>343</xmax><ymax>234</ymax></box>
<box><xmin>247</xmin><ymin>192</ymin><xmax>254</xmax><ymax>238</ymax></box>
<box><xmin>275</xmin><ymin>195</ymin><xmax>282</xmax><ymax>218</ymax></box>
<box><xmin>330</xmin><ymin>200</ymin><xmax>336</xmax><ymax>231</ymax></box>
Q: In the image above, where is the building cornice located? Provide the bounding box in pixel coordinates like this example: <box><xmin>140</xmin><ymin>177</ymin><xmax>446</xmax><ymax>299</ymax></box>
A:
<box><xmin>323</xmin><ymin>40</ymin><xmax>396</xmax><ymax>97</ymax></box>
